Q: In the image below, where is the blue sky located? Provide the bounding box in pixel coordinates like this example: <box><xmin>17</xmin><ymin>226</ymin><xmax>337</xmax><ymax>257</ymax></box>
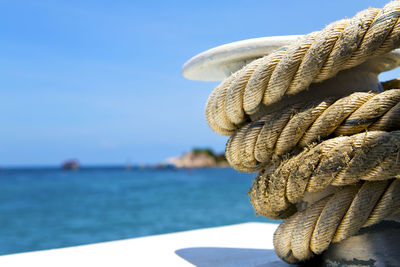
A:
<box><xmin>1</xmin><ymin>0</ymin><xmax>398</xmax><ymax>166</ymax></box>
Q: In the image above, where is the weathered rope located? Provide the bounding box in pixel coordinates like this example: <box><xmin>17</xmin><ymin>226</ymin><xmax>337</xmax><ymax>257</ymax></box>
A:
<box><xmin>273</xmin><ymin>179</ymin><xmax>400</xmax><ymax>263</ymax></box>
<box><xmin>205</xmin><ymin>1</ymin><xmax>400</xmax><ymax>136</ymax></box>
<box><xmin>227</xmin><ymin>90</ymin><xmax>400</xmax><ymax>172</ymax></box>
<box><xmin>204</xmin><ymin>1</ymin><xmax>400</xmax><ymax>264</ymax></box>
<box><xmin>249</xmin><ymin>130</ymin><xmax>400</xmax><ymax>219</ymax></box>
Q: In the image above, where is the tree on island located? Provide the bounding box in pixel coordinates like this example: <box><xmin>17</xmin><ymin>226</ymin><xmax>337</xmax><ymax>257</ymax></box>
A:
<box><xmin>191</xmin><ymin>148</ymin><xmax>227</xmax><ymax>165</ymax></box>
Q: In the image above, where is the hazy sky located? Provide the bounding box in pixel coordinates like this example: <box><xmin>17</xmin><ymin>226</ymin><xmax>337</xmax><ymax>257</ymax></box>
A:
<box><xmin>1</xmin><ymin>0</ymin><xmax>399</xmax><ymax>166</ymax></box>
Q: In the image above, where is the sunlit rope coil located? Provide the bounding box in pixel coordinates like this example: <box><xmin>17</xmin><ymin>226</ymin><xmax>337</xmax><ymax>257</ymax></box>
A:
<box><xmin>204</xmin><ymin>1</ymin><xmax>400</xmax><ymax>264</ymax></box>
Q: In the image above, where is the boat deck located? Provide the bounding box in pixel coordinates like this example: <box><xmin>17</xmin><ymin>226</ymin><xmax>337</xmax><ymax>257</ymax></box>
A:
<box><xmin>0</xmin><ymin>222</ymin><xmax>291</xmax><ymax>266</ymax></box>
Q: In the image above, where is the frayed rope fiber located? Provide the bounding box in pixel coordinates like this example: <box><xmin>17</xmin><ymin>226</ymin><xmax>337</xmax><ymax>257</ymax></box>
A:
<box><xmin>204</xmin><ymin>1</ymin><xmax>400</xmax><ymax>264</ymax></box>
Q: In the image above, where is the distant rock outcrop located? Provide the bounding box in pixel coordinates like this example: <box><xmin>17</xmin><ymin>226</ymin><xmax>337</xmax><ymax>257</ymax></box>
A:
<box><xmin>61</xmin><ymin>160</ymin><xmax>80</xmax><ymax>170</ymax></box>
<box><xmin>167</xmin><ymin>148</ymin><xmax>229</xmax><ymax>168</ymax></box>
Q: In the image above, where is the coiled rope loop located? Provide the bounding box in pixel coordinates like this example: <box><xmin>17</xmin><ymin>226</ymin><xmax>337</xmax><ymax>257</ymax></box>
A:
<box><xmin>205</xmin><ymin>1</ymin><xmax>400</xmax><ymax>136</ymax></box>
<box><xmin>204</xmin><ymin>1</ymin><xmax>400</xmax><ymax>264</ymax></box>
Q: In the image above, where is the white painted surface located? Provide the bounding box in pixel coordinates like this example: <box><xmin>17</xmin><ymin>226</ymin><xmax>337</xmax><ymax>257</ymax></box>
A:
<box><xmin>182</xmin><ymin>35</ymin><xmax>301</xmax><ymax>81</ymax></box>
<box><xmin>0</xmin><ymin>222</ymin><xmax>291</xmax><ymax>267</ymax></box>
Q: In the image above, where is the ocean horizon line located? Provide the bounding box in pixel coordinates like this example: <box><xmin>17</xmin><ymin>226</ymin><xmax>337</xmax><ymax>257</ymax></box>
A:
<box><xmin>0</xmin><ymin>164</ymin><xmax>232</xmax><ymax>171</ymax></box>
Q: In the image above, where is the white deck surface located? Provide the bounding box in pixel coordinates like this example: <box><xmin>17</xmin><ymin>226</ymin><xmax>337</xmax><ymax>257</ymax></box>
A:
<box><xmin>0</xmin><ymin>222</ymin><xmax>291</xmax><ymax>267</ymax></box>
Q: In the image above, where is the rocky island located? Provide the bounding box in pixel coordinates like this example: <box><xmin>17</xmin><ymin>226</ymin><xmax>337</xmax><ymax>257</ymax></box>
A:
<box><xmin>167</xmin><ymin>148</ymin><xmax>229</xmax><ymax>168</ymax></box>
<box><xmin>61</xmin><ymin>160</ymin><xmax>80</xmax><ymax>170</ymax></box>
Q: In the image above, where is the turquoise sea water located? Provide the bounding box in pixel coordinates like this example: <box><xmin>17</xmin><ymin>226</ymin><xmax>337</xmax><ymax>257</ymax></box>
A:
<box><xmin>0</xmin><ymin>167</ymin><xmax>272</xmax><ymax>255</ymax></box>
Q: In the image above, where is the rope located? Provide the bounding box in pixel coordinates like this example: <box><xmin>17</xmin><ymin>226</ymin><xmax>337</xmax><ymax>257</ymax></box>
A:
<box><xmin>204</xmin><ymin>1</ymin><xmax>400</xmax><ymax>264</ymax></box>
<box><xmin>226</xmin><ymin>89</ymin><xmax>400</xmax><ymax>172</ymax></box>
<box><xmin>249</xmin><ymin>130</ymin><xmax>400</xmax><ymax>219</ymax></box>
<box><xmin>273</xmin><ymin>179</ymin><xmax>400</xmax><ymax>263</ymax></box>
<box><xmin>205</xmin><ymin>1</ymin><xmax>400</xmax><ymax>136</ymax></box>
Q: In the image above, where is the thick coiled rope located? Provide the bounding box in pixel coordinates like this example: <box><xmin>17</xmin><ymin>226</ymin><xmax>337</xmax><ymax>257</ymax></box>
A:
<box><xmin>204</xmin><ymin>1</ymin><xmax>400</xmax><ymax>264</ymax></box>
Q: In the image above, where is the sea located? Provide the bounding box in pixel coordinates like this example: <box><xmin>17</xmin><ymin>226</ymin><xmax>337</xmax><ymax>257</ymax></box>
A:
<box><xmin>0</xmin><ymin>167</ymin><xmax>273</xmax><ymax>256</ymax></box>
